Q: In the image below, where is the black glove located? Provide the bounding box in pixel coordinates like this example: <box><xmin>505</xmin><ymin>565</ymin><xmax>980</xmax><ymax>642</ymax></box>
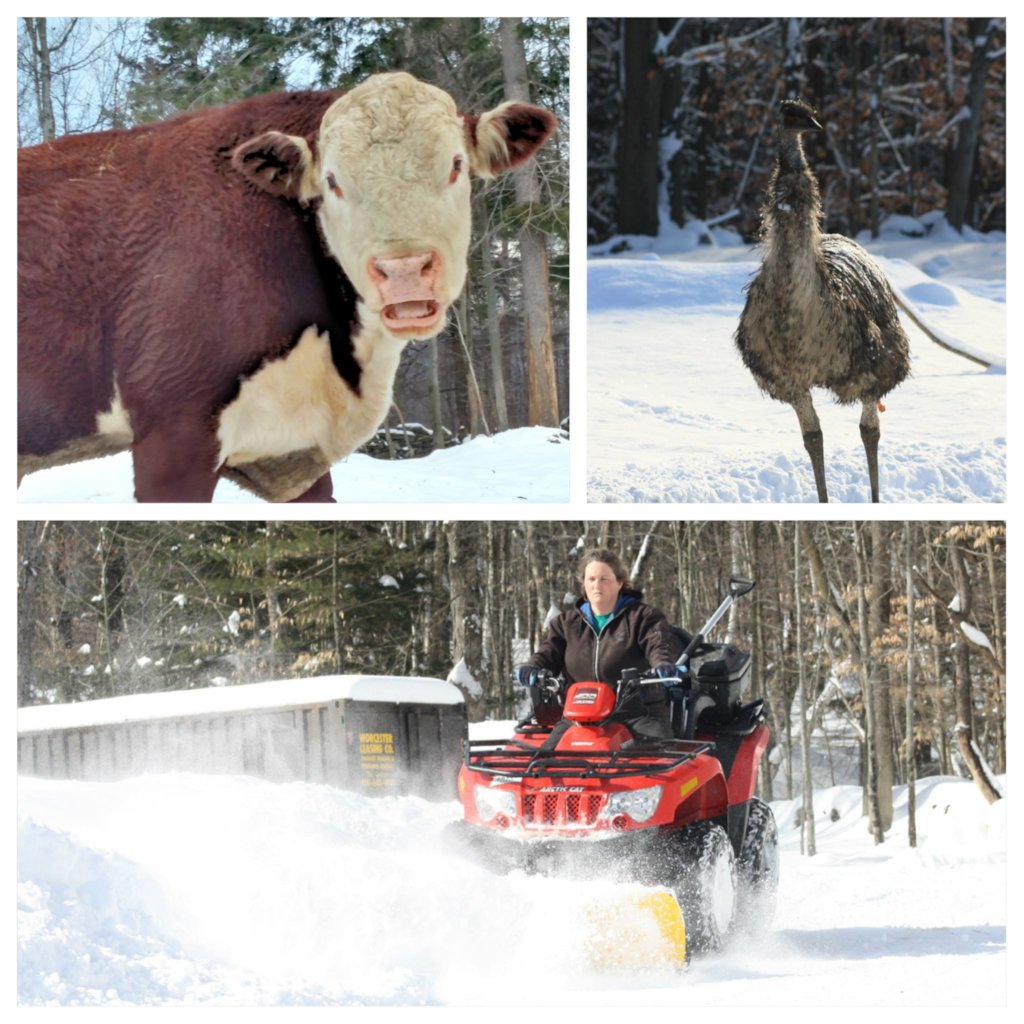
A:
<box><xmin>654</xmin><ymin>662</ymin><xmax>682</xmax><ymax>685</ymax></box>
<box><xmin>515</xmin><ymin>665</ymin><xmax>541</xmax><ymax>688</ymax></box>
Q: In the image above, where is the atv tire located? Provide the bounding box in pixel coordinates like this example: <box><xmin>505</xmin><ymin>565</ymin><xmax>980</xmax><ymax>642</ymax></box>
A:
<box><xmin>675</xmin><ymin>821</ymin><xmax>737</xmax><ymax>954</ymax></box>
<box><xmin>736</xmin><ymin>797</ymin><xmax>779</xmax><ymax>933</ymax></box>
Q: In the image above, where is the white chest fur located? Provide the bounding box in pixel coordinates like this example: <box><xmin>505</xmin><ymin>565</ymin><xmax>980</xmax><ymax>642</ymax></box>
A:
<box><xmin>215</xmin><ymin>309</ymin><xmax>408</xmax><ymax>497</ymax></box>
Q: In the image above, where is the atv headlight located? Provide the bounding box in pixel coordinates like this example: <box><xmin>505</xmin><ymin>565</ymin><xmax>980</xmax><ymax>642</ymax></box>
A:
<box><xmin>607</xmin><ymin>785</ymin><xmax>662</xmax><ymax>823</ymax></box>
<box><xmin>474</xmin><ymin>785</ymin><xmax>517</xmax><ymax>822</ymax></box>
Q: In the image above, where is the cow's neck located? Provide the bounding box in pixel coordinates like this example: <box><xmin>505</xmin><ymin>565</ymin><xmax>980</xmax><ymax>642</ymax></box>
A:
<box><xmin>215</xmin><ymin>315</ymin><xmax>409</xmax><ymax>501</ymax></box>
<box><xmin>347</xmin><ymin>307</ymin><xmax>409</xmax><ymax>435</ymax></box>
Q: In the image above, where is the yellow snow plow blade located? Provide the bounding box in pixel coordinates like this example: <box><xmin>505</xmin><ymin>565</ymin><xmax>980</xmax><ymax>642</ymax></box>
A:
<box><xmin>584</xmin><ymin>889</ymin><xmax>687</xmax><ymax>971</ymax></box>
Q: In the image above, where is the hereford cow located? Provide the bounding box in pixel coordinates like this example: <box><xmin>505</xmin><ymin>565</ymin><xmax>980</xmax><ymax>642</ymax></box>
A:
<box><xmin>18</xmin><ymin>72</ymin><xmax>557</xmax><ymax>501</ymax></box>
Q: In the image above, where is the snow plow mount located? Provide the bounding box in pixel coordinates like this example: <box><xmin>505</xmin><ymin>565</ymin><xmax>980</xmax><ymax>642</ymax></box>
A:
<box><xmin>464</xmin><ymin>737</ymin><xmax>714</xmax><ymax>780</ymax></box>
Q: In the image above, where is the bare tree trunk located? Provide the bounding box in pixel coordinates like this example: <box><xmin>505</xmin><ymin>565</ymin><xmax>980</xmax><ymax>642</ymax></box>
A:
<box><xmin>726</xmin><ymin>521</ymin><xmax>743</xmax><ymax>640</ymax></box>
<box><xmin>486</xmin><ymin>523</ymin><xmax>510</xmax><ymax>717</ymax></box>
<box><xmin>855</xmin><ymin>524</ymin><xmax>884</xmax><ymax>843</ymax></box>
<box><xmin>925</xmin><ymin>552</ymin><xmax>952</xmax><ymax>776</ymax></box>
<box><xmin>499</xmin><ymin>17</ymin><xmax>559</xmax><ymax>426</ymax></box>
<box><xmin>749</xmin><ymin>523</ymin><xmax>773</xmax><ymax>802</ymax></box>
<box><xmin>868</xmin><ymin>20</ymin><xmax>884</xmax><ymax>237</ymax></box>
<box><xmin>457</xmin><ymin>291</ymin><xmax>480</xmax><ymax>435</ymax></box>
<box><xmin>905</xmin><ymin>523</ymin><xmax>917</xmax><ymax>848</ymax></box>
<box><xmin>426</xmin><ymin>521</ymin><xmax>447</xmax><ymax>673</ymax></box>
<box><xmin>630</xmin><ymin>523</ymin><xmax>658</xmax><ymax>583</ymax></box>
<box><xmin>669</xmin><ymin>521</ymin><xmax>684</xmax><ymax>626</ymax></box>
<box><xmin>795</xmin><ymin>525</ymin><xmax>815</xmax><ymax>856</ymax></box>
<box><xmin>265</xmin><ymin>521</ymin><xmax>282</xmax><ymax>675</ymax></box>
<box><xmin>331</xmin><ymin>523</ymin><xmax>343</xmax><ymax>670</ymax></box>
<box><xmin>428</xmin><ymin>339</ymin><xmax>445</xmax><ymax>449</ymax></box>
<box><xmin>870</xmin><ymin>521</ymin><xmax>894</xmax><ymax>830</ymax></box>
<box><xmin>947</xmin><ymin>19</ymin><xmax>997</xmax><ymax>231</ymax></box>
<box><xmin>847</xmin><ymin>22</ymin><xmax>863</xmax><ymax>234</ymax></box>
<box><xmin>983</xmin><ymin>525</ymin><xmax>1006</xmax><ymax>773</ymax></box>
<box><xmin>476</xmin><ymin>196</ymin><xmax>509</xmax><ymax>431</ymax></box>
<box><xmin>617</xmin><ymin>18</ymin><xmax>662</xmax><ymax>235</ymax></box>
<box><xmin>524</xmin><ymin>521</ymin><xmax>545</xmax><ymax>650</ymax></box>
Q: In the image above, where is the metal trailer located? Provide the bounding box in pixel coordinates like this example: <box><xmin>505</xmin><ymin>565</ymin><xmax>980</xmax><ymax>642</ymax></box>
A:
<box><xmin>17</xmin><ymin>675</ymin><xmax>467</xmax><ymax>800</ymax></box>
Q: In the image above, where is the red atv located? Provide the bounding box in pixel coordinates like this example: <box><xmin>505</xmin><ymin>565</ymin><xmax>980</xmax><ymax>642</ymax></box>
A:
<box><xmin>450</xmin><ymin>577</ymin><xmax>779</xmax><ymax>959</ymax></box>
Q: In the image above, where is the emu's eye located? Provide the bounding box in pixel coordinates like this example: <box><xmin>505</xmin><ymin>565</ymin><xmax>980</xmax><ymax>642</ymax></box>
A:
<box><xmin>448</xmin><ymin>155</ymin><xmax>464</xmax><ymax>185</ymax></box>
<box><xmin>326</xmin><ymin>171</ymin><xmax>343</xmax><ymax>198</ymax></box>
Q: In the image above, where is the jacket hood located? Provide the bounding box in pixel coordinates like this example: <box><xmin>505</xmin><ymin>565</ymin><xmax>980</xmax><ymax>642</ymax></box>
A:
<box><xmin>577</xmin><ymin>589</ymin><xmax>641</xmax><ymax>628</ymax></box>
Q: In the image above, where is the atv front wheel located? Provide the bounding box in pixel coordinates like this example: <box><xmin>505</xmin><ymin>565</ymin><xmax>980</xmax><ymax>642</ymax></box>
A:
<box><xmin>736</xmin><ymin>797</ymin><xmax>780</xmax><ymax>933</ymax></box>
<box><xmin>676</xmin><ymin>821</ymin><xmax>737</xmax><ymax>954</ymax></box>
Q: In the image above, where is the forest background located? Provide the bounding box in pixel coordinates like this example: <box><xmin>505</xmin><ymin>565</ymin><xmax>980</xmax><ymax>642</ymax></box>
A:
<box><xmin>17</xmin><ymin>519</ymin><xmax>1006</xmax><ymax>832</ymax></box>
<box><xmin>17</xmin><ymin>16</ymin><xmax>569</xmax><ymax>447</ymax></box>
<box><xmin>588</xmin><ymin>17</ymin><xmax>1005</xmax><ymax>243</ymax></box>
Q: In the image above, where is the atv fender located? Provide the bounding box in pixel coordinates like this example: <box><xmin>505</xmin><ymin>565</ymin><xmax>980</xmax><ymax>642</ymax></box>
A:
<box><xmin>670</xmin><ymin>754</ymin><xmax>729</xmax><ymax>827</ymax></box>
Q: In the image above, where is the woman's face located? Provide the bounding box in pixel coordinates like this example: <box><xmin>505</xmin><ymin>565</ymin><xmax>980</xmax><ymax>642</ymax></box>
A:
<box><xmin>583</xmin><ymin>560</ymin><xmax>623</xmax><ymax>616</ymax></box>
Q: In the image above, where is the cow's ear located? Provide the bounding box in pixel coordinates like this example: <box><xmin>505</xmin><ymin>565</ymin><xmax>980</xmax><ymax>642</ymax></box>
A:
<box><xmin>466</xmin><ymin>103</ymin><xmax>557</xmax><ymax>179</ymax></box>
<box><xmin>231</xmin><ymin>131</ymin><xmax>319</xmax><ymax>201</ymax></box>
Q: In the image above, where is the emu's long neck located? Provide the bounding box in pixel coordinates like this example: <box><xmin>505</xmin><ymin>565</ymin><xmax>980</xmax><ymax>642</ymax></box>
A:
<box><xmin>761</xmin><ymin>132</ymin><xmax>823</xmax><ymax>268</ymax></box>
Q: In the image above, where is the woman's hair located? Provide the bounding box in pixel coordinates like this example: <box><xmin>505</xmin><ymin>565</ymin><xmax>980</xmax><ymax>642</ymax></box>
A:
<box><xmin>579</xmin><ymin>548</ymin><xmax>630</xmax><ymax>587</ymax></box>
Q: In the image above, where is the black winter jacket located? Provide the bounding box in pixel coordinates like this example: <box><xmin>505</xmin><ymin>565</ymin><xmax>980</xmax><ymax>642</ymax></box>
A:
<box><xmin>525</xmin><ymin>590</ymin><xmax>681</xmax><ymax>685</ymax></box>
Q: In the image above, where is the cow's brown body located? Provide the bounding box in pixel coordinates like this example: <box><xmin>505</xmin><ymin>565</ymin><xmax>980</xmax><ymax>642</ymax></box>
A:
<box><xmin>17</xmin><ymin>74</ymin><xmax>556</xmax><ymax>501</ymax></box>
<box><xmin>19</xmin><ymin>90</ymin><xmax>359</xmax><ymax>501</ymax></box>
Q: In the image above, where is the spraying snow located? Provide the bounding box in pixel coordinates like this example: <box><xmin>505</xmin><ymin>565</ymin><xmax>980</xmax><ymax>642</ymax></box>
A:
<box><xmin>18</xmin><ymin>769</ymin><xmax>1005</xmax><ymax>1006</ymax></box>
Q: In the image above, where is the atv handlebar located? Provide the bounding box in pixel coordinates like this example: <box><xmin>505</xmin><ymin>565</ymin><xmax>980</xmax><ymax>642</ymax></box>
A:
<box><xmin>532</xmin><ymin>669</ymin><xmax>560</xmax><ymax>695</ymax></box>
<box><xmin>513</xmin><ymin>667</ymin><xmax>560</xmax><ymax>693</ymax></box>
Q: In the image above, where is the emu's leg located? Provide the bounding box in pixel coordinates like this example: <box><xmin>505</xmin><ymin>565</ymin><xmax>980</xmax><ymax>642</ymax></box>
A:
<box><xmin>792</xmin><ymin>393</ymin><xmax>828</xmax><ymax>503</ymax></box>
<box><xmin>860</xmin><ymin>399</ymin><xmax>881</xmax><ymax>503</ymax></box>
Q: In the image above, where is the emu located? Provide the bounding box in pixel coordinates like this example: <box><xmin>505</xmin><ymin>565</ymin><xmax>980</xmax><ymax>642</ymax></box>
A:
<box><xmin>735</xmin><ymin>100</ymin><xmax>911</xmax><ymax>503</ymax></box>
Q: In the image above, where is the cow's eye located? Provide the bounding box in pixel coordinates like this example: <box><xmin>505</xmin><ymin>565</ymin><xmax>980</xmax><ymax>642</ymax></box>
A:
<box><xmin>448</xmin><ymin>155</ymin><xmax>464</xmax><ymax>185</ymax></box>
<box><xmin>326</xmin><ymin>172</ymin><xmax>343</xmax><ymax>198</ymax></box>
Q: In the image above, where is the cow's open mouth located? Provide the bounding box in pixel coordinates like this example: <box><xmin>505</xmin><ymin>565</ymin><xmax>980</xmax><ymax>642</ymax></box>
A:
<box><xmin>382</xmin><ymin>300</ymin><xmax>441</xmax><ymax>330</ymax></box>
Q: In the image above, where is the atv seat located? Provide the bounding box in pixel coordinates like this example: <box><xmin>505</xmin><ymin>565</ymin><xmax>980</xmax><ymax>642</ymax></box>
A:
<box><xmin>667</xmin><ymin>686</ymin><xmax>718</xmax><ymax>740</ymax></box>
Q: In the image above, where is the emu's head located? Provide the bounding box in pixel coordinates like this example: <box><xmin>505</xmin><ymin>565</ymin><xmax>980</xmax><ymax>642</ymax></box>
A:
<box><xmin>777</xmin><ymin>100</ymin><xmax>823</xmax><ymax>135</ymax></box>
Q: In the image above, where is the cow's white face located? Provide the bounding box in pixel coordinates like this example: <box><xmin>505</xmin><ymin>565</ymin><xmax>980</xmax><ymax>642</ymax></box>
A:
<box><xmin>314</xmin><ymin>75</ymin><xmax>472</xmax><ymax>338</ymax></box>
<box><xmin>232</xmin><ymin>71</ymin><xmax>557</xmax><ymax>342</ymax></box>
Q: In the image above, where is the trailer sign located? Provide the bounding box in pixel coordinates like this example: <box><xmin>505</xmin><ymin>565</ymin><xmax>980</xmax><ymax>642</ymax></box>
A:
<box><xmin>358</xmin><ymin>731</ymin><xmax>397</xmax><ymax>789</ymax></box>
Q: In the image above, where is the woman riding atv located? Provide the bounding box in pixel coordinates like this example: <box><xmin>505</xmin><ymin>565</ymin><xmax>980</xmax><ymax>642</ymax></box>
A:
<box><xmin>515</xmin><ymin>548</ymin><xmax>683</xmax><ymax>740</ymax></box>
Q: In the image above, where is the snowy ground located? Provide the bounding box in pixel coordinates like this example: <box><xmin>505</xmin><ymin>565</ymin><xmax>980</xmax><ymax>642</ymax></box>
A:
<box><xmin>16</xmin><ymin>426</ymin><xmax>569</xmax><ymax>504</ymax></box>
<box><xmin>588</xmin><ymin>216</ymin><xmax>1006</xmax><ymax>503</ymax></box>
<box><xmin>18</xmin><ymin>767</ymin><xmax>1005</xmax><ymax>1007</ymax></box>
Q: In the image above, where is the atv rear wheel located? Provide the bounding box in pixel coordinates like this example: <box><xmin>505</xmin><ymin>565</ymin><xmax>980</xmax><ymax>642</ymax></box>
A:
<box><xmin>736</xmin><ymin>797</ymin><xmax>779</xmax><ymax>933</ymax></box>
<box><xmin>676</xmin><ymin>821</ymin><xmax>737</xmax><ymax>954</ymax></box>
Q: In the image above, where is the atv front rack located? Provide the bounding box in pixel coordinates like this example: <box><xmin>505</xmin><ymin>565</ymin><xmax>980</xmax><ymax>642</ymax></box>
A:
<box><xmin>464</xmin><ymin>737</ymin><xmax>714</xmax><ymax>780</ymax></box>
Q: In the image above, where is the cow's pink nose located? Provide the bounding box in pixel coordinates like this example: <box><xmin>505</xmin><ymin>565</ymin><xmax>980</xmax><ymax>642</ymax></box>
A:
<box><xmin>367</xmin><ymin>252</ymin><xmax>439</xmax><ymax>298</ymax></box>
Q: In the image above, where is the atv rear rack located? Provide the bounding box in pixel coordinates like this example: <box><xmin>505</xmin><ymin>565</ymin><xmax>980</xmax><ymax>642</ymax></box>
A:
<box><xmin>464</xmin><ymin>737</ymin><xmax>714</xmax><ymax>780</ymax></box>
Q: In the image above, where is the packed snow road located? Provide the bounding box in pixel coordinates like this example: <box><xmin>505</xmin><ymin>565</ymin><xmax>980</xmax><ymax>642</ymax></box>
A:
<box><xmin>18</xmin><ymin>772</ymin><xmax>1004</xmax><ymax>1007</ymax></box>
